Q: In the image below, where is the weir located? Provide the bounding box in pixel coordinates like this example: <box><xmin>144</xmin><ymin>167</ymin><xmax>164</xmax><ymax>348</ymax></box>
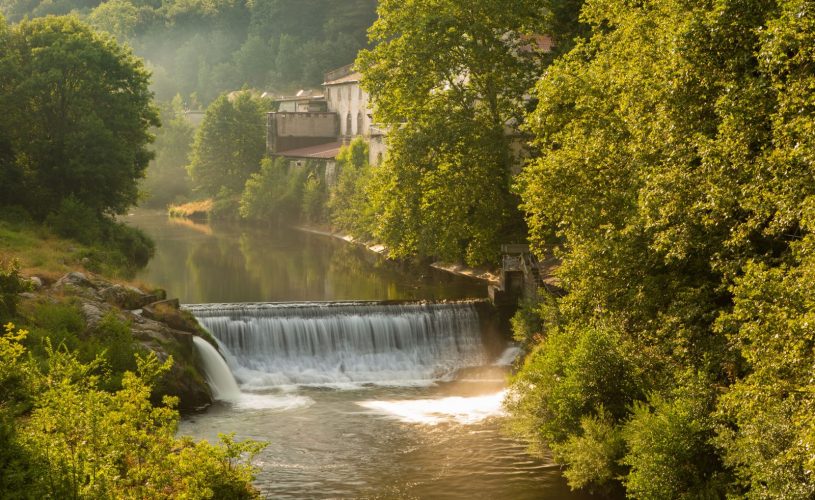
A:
<box><xmin>185</xmin><ymin>301</ymin><xmax>491</xmax><ymax>389</ymax></box>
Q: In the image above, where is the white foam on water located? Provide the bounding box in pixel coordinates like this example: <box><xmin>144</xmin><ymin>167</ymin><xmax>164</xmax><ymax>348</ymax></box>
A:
<box><xmin>358</xmin><ymin>390</ymin><xmax>507</xmax><ymax>425</ymax></box>
<box><xmin>233</xmin><ymin>393</ymin><xmax>314</xmax><ymax>411</ymax></box>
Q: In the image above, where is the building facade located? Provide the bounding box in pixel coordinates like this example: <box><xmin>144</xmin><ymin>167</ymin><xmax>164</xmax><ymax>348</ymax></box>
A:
<box><xmin>266</xmin><ymin>63</ymin><xmax>385</xmax><ymax>175</ymax></box>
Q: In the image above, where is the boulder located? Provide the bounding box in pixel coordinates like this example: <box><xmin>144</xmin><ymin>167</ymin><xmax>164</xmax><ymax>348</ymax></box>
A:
<box><xmin>100</xmin><ymin>284</ymin><xmax>160</xmax><ymax>310</ymax></box>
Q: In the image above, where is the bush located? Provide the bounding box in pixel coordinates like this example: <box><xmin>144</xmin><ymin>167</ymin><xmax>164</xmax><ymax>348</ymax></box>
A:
<box><xmin>0</xmin><ymin>260</ymin><xmax>30</xmax><ymax>322</ymax></box>
<box><xmin>553</xmin><ymin>408</ymin><xmax>626</xmax><ymax>493</ymax></box>
<box><xmin>45</xmin><ymin>196</ymin><xmax>102</xmax><ymax>245</ymax></box>
<box><xmin>43</xmin><ymin>197</ymin><xmax>154</xmax><ymax>275</ymax></box>
<box><xmin>506</xmin><ymin>324</ymin><xmax>643</xmax><ymax>462</ymax></box>
<box><xmin>21</xmin><ymin>348</ymin><xmax>264</xmax><ymax>498</ymax></box>
<box><xmin>301</xmin><ymin>172</ymin><xmax>327</xmax><ymax>223</ymax></box>
<box><xmin>327</xmin><ymin>137</ymin><xmax>375</xmax><ymax>236</ymax></box>
<box><xmin>622</xmin><ymin>376</ymin><xmax>727</xmax><ymax>498</ymax></box>
<box><xmin>103</xmin><ymin>221</ymin><xmax>155</xmax><ymax>268</ymax></box>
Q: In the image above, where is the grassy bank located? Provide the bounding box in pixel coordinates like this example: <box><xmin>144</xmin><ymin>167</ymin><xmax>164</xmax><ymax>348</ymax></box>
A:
<box><xmin>0</xmin><ymin>215</ymin><xmax>152</xmax><ymax>282</ymax></box>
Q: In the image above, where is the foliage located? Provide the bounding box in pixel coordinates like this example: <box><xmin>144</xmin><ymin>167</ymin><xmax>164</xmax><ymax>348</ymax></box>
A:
<box><xmin>356</xmin><ymin>0</ymin><xmax>554</xmax><ymax>265</ymax></box>
<box><xmin>188</xmin><ymin>92</ymin><xmax>269</xmax><ymax>200</ymax></box>
<box><xmin>622</xmin><ymin>374</ymin><xmax>726</xmax><ymax>498</ymax></box>
<box><xmin>509</xmin><ymin>0</ymin><xmax>815</xmax><ymax>496</ymax></box>
<box><xmin>141</xmin><ymin>95</ymin><xmax>194</xmax><ymax>208</ymax></box>
<box><xmin>553</xmin><ymin>409</ymin><xmax>625</xmax><ymax>493</ymax></box>
<box><xmin>0</xmin><ymin>259</ymin><xmax>29</xmax><ymax>322</ymax></box>
<box><xmin>239</xmin><ymin>157</ymin><xmax>308</xmax><ymax>224</ymax></box>
<box><xmin>0</xmin><ymin>15</ymin><xmax>159</xmax><ymax>220</ymax></box>
<box><xmin>301</xmin><ymin>172</ymin><xmax>327</xmax><ymax>224</ymax></box>
<box><xmin>83</xmin><ymin>0</ymin><xmax>377</xmax><ymax>102</ymax></box>
<box><xmin>44</xmin><ymin>198</ymin><xmax>155</xmax><ymax>272</ymax></box>
<box><xmin>0</xmin><ymin>322</ymin><xmax>264</xmax><ymax>498</ymax></box>
<box><xmin>714</xmin><ymin>202</ymin><xmax>815</xmax><ymax>498</ymax></box>
<box><xmin>505</xmin><ymin>325</ymin><xmax>642</xmax><ymax>448</ymax></box>
<box><xmin>327</xmin><ymin>137</ymin><xmax>374</xmax><ymax>236</ymax></box>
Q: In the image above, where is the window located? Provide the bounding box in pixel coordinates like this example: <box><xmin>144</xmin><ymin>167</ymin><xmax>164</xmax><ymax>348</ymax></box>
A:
<box><xmin>357</xmin><ymin>111</ymin><xmax>363</xmax><ymax>136</ymax></box>
<box><xmin>346</xmin><ymin>112</ymin><xmax>352</xmax><ymax>135</ymax></box>
<box><xmin>359</xmin><ymin>87</ymin><xmax>363</xmax><ymax>100</ymax></box>
<box><xmin>327</xmin><ymin>88</ymin><xmax>331</xmax><ymax>100</ymax></box>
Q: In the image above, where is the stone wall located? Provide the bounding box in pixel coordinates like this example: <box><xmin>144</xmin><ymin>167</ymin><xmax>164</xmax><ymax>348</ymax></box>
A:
<box><xmin>266</xmin><ymin>112</ymin><xmax>339</xmax><ymax>154</ymax></box>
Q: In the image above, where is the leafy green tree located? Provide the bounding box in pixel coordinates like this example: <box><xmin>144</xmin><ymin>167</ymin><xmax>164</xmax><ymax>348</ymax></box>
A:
<box><xmin>328</xmin><ymin>137</ymin><xmax>374</xmax><ymax>235</ymax></box>
<box><xmin>356</xmin><ymin>0</ymin><xmax>559</xmax><ymax>265</ymax></box>
<box><xmin>239</xmin><ymin>157</ymin><xmax>305</xmax><ymax>223</ymax></box>
<box><xmin>187</xmin><ymin>92</ymin><xmax>269</xmax><ymax>199</ymax></box>
<box><xmin>509</xmin><ymin>0</ymin><xmax>815</xmax><ymax>496</ymax></box>
<box><xmin>0</xmin><ymin>15</ymin><xmax>159</xmax><ymax>220</ymax></box>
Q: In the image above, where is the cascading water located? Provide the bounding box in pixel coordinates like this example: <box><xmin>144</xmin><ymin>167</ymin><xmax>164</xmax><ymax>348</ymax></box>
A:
<box><xmin>185</xmin><ymin>301</ymin><xmax>488</xmax><ymax>389</ymax></box>
<box><xmin>192</xmin><ymin>336</ymin><xmax>242</xmax><ymax>401</ymax></box>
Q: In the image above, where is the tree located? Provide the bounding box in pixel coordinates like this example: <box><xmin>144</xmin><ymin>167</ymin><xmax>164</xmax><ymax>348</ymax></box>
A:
<box><xmin>187</xmin><ymin>92</ymin><xmax>269</xmax><ymax>198</ymax></box>
<box><xmin>0</xmin><ymin>15</ymin><xmax>159</xmax><ymax>219</ymax></box>
<box><xmin>356</xmin><ymin>0</ymin><xmax>556</xmax><ymax>265</ymax></box>
<box><xmin>509</xmin><ymin>0</ymin><xmax>815</xmax><ymax>495</ymax></box>
<box><xmin>327</xmin><ymin>137</ymin><xmax>374</xmax><ymax>235</ymax></box>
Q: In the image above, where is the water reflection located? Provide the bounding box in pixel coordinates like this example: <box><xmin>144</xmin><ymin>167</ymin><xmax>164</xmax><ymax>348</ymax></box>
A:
<box><xmin>126</xmin><ymin>211</ymin><xmax>486</xmax><ymax>304</ymax></box>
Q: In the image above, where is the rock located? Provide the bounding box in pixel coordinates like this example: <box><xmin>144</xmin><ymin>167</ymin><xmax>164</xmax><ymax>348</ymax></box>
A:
<box><xmin>80</xmin><ymin>301</ymin><xmax>108</xmax><ymax>330</ymax></box>
<box><xmin>131</xmin><ymin>316</ymin><xmax>213</xmax><ymax>412</ymax></box>
<box><xmin>53</xmin><ymin>272</ymin><xmax>101</xmax><ymax>301</ymax></box>
<box><xmin>100</xmin><ymin>284</ymin><xmax>159</xmax><ymax>310</ymax></box>
<box><xmin>43</xmin><ymin>271</ymin><xmax>213</xmax><ymax>412</ymax></box>
<box><xmin>142</xmin><ymin>299</ymin><xmax>202</xmax><ymax>334</ymax></box>
<box><xmin>28</xmin><ymin>276</ymin><xmax>43</xmax><ymax>289</ymax></box>
<box><xmin>55</xmin><ymin>271</ymin><xmax>94</xmax><ymax>289</ymax></box>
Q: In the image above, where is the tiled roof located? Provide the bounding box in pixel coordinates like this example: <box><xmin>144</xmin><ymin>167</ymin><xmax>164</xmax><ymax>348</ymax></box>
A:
<box><xmin>274</xmin><ymin>141</ymin><xmax>343</xmax><ymax>160</ymax></box>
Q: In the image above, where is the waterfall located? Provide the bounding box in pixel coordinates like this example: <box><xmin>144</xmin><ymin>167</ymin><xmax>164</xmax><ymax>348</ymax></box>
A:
<box><xmin>186</xmin><ymin>301</ymin><xmax>488</xmax><ymax>389</ymax></box>
<box><xmin>192</xmin><ymin>336</ymin><xmax>242</xmax><ymax>401</ymax></box>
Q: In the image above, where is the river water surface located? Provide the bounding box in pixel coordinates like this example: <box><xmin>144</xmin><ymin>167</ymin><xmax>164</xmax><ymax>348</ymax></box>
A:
<box><xmin>127</xmin><ymin>211</ymin><xmax>587</xmax><ymax>499</ymax></box>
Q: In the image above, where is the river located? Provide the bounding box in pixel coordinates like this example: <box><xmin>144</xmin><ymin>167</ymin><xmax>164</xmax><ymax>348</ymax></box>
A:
<box><xmin>127</xmin><ymin>211</ymin><xmax>587</xmax><ymax>499</ymax></box>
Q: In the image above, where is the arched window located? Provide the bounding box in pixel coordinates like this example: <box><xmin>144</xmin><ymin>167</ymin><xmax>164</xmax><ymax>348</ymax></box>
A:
<box><xmin>346</xmin><ymin>112</ymin><xmax>352</xmax><ymax>135</ymax></box>
<box><xmin>326</xmin><ymin>88</ymin><xmax>331</xmax><ymax>100</ymax></box>
<box><xmin>356</xmin><ymin>111</ymin><xmax>363</xmax><ymax>136</ymax></box>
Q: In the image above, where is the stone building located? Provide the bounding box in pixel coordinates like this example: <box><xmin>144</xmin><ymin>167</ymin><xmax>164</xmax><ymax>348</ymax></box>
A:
<box><xmin>266</xmin><ymin>63</ymin><xmax>385</xmax><ymax>178</ymax></box>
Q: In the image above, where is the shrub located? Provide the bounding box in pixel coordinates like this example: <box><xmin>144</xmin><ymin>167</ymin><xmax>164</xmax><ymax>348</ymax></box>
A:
<box><xmin>45</xmin><ymin>196</ymin><xmax>102</xmax><ymax>245</ymax></box>
<box><xmin>301</xmin><ymin>172</ymin><xmax>327</xmax><ymax>223</ymax></box>
<box><xmin>506</xmin><ymin>324</ymin><xmax>643</xmax><ymax>461</ymax></box>
<box><xmin>622</xmin><ymin>375</ymin><xmax>727</xmax><ymax>498</ymax></box>
<box><xmin>553</xmin><ymin>408</ymin><xmax>626</xmax><ymax>493</ymax></box>
<box><xmin>0</xmin><ymin>259</ymin><xmax>30</xmax><ymax>322</ymax></box>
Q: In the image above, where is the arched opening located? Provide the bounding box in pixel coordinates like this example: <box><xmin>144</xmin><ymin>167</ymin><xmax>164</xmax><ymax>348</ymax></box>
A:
<box><xmin>356</xmin><ymin>111</ymin><xmax>363</xmax><ymax>136</ymax></box>
<box><xmin>346</xmin><ymin>112</ymin><xmax>352</xmax><ymax>136</ymax></box>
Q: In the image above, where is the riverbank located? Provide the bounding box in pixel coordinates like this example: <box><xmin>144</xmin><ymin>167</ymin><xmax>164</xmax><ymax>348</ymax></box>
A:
<box><xmin>293</xmin><ymin>224</ymin><xmax>501</xmax><ymax>285</ymax></box>
<box><xmin>0</xmin><ymin>219</ymin><xmax>215</xmax><ymax>411</ymax></box>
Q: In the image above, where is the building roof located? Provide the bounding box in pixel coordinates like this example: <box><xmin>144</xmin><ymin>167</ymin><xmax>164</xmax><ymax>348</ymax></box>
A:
<box><xmin>274</xmin><ymin>141</ymin><xmax>343</xmax><ymax>160</ymax></box>
<box><xmin>324</xmin><ymin>63</ymin><xmax>361</xmax><ymax>86</ymax></box>
<box><xmin>324</xmin><ymin>71</ymin><xmax>361</xmax><ymax>86</ymax></box>
<box><xmin>519</xmin><ymin>34</ymin><xmax>554</xmax><ymax>53</ymax></box>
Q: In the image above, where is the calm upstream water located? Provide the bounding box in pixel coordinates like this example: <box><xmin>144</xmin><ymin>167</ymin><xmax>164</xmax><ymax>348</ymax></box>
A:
<box><xmin>127</xmin><ymin>211</ymin><xmax>587</xmax><ymax>499</ymax></box>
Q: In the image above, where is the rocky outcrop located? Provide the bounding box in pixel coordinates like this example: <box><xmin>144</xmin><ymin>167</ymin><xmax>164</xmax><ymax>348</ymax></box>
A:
<box><xmin>31</xmin><ymin>271</ymin><xmax>213</xmax><ymax>412</ymax></box>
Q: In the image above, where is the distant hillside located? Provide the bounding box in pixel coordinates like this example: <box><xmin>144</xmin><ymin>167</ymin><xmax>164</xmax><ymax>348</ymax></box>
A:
<box><xmin>0</xmin><ymin>0</ymin><xmax>378</xmax><ymax>103</ymax></box>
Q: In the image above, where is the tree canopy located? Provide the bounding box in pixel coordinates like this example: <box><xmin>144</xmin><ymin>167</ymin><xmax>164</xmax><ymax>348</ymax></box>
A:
<box><xmin>187</xmin><ymin>92</ymin><xmax>269</xmax><ymax>200</ymax></box>
<box><xmin>0</xmin><ymin>15</ymin><xmax>159</xmax><ymax>220</ymax></box>
<box><xmin>509</xmin><ymin>0</ymin><xmax>815</xmax><ymax>496</ymax></box>
<box><xmin>356</xmin><ymin>0</ymin><xmax>559</xmax><ymax>265</ymax></box>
